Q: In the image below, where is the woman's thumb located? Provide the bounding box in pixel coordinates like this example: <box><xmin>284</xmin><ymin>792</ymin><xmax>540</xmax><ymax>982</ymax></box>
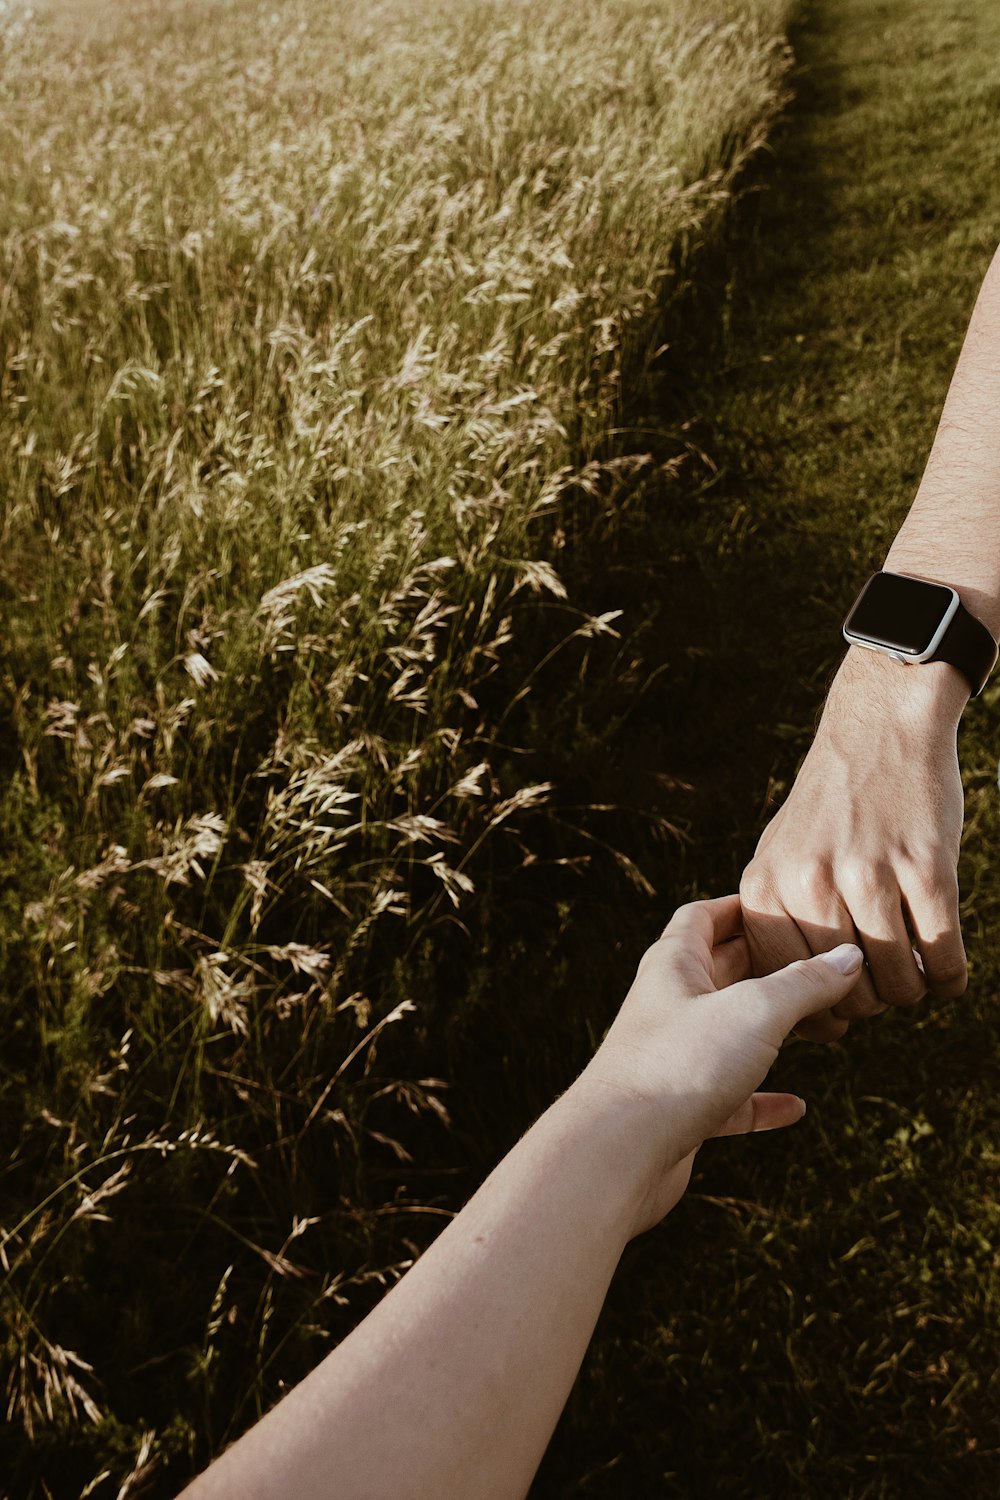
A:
<box><xmin>730</xmin><ymin>943</ymin><xmax>864</xmax><ymax>1032</ymax></box>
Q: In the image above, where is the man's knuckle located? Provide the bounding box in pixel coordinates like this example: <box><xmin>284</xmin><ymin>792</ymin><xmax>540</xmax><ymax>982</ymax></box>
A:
<box><xmin>834</xmin><ymin>991</ymin><xmax>882</xmax><ymax>1021</ymax></box>
<box><xmin>881</xmin><ymin>978</ymin><xmax>926</xmax><ymax>1009</ymax></box>
<box><xmin>903</xmin><ymin>843</ymin><xmax>940</xmax><ymax>873</ymax></box>
<box><xmin>930</xmin><ymin>960</ymin><xmax>968</xmax><ymax>993</ymax></box>
<box><xmin>911</xmin><ymin>859</ymin><xmax>957</xmax><ymax>901</ymax></box>
<box><xmin>792</xmin><ymin>858</ymin><xmax>835</xmax><ymax>907</ymax></box>
<box><xmin>740</xmin><ymin>861</ymin><xmax>779</xmax><ymax>911</ymax></box>
<box><xmin>840</xmin><ymin>858</ymin><xmax>890</xmax><ymax>901</ymax></box>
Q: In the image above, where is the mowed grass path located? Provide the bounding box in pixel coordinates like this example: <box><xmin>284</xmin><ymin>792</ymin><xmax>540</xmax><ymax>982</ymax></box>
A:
<box><xmin>507</xmin><ymin>0</ymin><xmax>1000</xmax><ymax>1493</ymax></box>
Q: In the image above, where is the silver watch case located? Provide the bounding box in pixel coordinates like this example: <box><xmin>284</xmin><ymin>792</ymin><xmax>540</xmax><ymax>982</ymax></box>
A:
<box><xmin>842</xmin><ymin>578</ymin><xmax>960</xmax><ymax>665</ymax></box>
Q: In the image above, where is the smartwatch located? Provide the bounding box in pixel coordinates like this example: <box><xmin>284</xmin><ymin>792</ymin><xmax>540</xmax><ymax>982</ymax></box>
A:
<box><xmin>842</xmin><ymin>570</ymin><xmax>998</xmax><ymax>697</ymax></box>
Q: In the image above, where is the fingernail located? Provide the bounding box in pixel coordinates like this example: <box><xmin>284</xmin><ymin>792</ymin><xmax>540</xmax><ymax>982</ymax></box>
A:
<box><xmin>821</xmin><ymin>943</ymin><xmax>864</xmax><ymax>975</ymax></box>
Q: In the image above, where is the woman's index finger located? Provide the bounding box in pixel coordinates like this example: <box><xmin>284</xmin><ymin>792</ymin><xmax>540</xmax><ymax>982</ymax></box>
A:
<box><xmin>661</xmin><ymin>894</ymin><xmax>744</xmax><ymax>949</ymax></box>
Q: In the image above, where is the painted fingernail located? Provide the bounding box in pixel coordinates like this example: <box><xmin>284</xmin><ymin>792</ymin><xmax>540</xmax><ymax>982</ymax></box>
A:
<box><xmin>821</xmin><ymin>943</ymin><xmax>864</xmax><ymax>975</ymax></box>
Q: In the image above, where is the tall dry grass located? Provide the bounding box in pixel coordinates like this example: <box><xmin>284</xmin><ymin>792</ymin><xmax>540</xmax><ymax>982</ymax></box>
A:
<box><xmin>0</xmin><ymin>0</ymin><xmax>793</xmax><ymax>1491</ymax></box>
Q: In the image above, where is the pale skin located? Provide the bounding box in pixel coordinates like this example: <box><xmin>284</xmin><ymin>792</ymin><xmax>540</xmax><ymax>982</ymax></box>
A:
<box><xmin>741</xmin><ymin>242</ymin><xmax>1000</xmax><ymax>1041</ymax></box>
<box><xmin>179</xmin><ymin>899</ymin><xmax>865</xmax><ymax>1500</ymax></box>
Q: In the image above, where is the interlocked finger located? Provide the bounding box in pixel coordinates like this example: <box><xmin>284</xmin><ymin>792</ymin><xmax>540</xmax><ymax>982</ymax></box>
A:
<box><xmin>790</xmin><ymin>907</ymin><xmax>887</xmax><ymax>1024</ymax></box>
<box><xmin>847</xmin><ymin>887</ymin><xmax>928</xmax><ymax>1012</ymax></box>
<box><xmin>740</xmin><ymin>901</ymin><xmax>850</xmax><ymax>1043</ymax></box>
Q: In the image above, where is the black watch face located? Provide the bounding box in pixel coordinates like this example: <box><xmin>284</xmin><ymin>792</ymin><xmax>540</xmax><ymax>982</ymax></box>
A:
<box><xmin>844</xmin><ymin>573</ymin><xmax>955</xmax><ymax>655</ymax></box>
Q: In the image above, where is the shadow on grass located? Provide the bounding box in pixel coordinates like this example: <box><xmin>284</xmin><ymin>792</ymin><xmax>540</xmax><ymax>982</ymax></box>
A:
<box><xmin>435</xmin><ymin>0</ymin><xmax>855</xmax><ymax>1129</ymax></box>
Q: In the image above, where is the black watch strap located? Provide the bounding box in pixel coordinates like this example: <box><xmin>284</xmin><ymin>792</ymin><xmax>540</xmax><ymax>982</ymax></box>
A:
<box><xmin>935</xmin><ymin>601</ymin><xmax>998</xmax><ymax>696</ymax></box>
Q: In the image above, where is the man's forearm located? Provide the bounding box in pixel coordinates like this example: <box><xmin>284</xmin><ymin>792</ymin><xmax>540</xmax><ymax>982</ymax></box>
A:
<box><xmin>739</xmin><ymin>250</ymin><xmax>1000</xmax><ymax>1025</ymax></box>
<box><xmin>884</xmin><ymin>242</ymin><xmax>1000</xmax><ymax>635</ymax></box>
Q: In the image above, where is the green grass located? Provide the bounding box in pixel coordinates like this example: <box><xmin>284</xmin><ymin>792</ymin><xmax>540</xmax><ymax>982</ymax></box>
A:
<box><xmin>2</xmin><ymin>0</ymin><xmax>999</xmax><ymax>1495</ymax></box>
<box><xmin>0</xmin><ymin>1</ymin><xmax>797</xmax><ymax>1493</ymax></box>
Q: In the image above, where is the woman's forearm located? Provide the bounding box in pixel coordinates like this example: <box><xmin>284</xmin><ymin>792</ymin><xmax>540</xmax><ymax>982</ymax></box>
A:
<box><xmin>182</xmin><ymin>1080</ymin><xmax>658</xmax><ymax>1500</ymax></box>
<box><xmin>885</xmin><ymin>242</ymin><xmax>1000</xmax><ymax>634</ymax></box>
<box><xmin>180</xmin><ymin>898</ymin><xmax>861</xmax><ymax>1499</ymax></box>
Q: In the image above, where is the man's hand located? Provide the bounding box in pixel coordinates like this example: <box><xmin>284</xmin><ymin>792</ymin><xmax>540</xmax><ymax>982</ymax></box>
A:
<box><xmin>739</xmin><ymin>646</ymin><xmax>969</xmax><ymax>1042</ymax></box>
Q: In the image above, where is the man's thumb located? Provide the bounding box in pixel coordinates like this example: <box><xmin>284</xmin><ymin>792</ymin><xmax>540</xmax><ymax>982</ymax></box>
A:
<box><xmin>732</xmin><ymin>943</ymin><xmax>864</xmax><ymax>1032</ymax></box>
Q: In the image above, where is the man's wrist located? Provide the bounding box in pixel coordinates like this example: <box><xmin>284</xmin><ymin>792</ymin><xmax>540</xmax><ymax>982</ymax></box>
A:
<box><xmin>834</xmin><ymin>643</ymin><xmax>970</xmax><ymax>726</ymax></box>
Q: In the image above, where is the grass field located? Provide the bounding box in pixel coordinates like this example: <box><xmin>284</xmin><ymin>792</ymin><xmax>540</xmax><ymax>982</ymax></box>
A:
<box><xmin>2</xmin><ymin>0</ymin><xmax>999</xmax><ymax>1494</ymax></box>
<box><xmin>0</xmin><ymin>1</ymin><xmax>800</xmax><ymax>1494</ymax></box>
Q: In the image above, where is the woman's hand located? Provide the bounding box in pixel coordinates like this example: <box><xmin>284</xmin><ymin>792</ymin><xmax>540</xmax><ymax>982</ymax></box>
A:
<box><xmin>577</xmin><ymin>894</ymin><xmax>865</xmax><ymax>1237</ymax></box>
<box><xmin>182</xmin><ymin>893</ymin><xmax>866</xmax><ymax>1500</ymax></box>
